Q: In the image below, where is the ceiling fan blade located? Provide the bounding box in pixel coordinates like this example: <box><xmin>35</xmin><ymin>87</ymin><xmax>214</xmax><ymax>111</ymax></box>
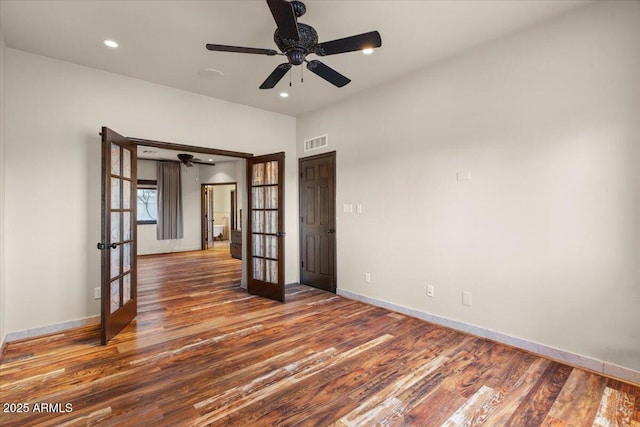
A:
<box><xmin>206</xmin><ymin>44</ymin><xmax>278</xmax><ymax>56</ymax></box>
<box><xmin>267</xmin><ymin>0</ymin><xmax>300</xmax><ymax>41</ymax></box>
<box><xmin>260</xmin><ymin>63</ymin><xmax>293</xmax><ymax>89</ymax></box>
<box><xmin>306</xmin><ymin>60</ymin><xmax>351</xmax><ymax>88</ymax></box>
<box><xmin>315</xmin><ymin>31</ymin><xmax>382</xmax><ymax>56</ymax></box>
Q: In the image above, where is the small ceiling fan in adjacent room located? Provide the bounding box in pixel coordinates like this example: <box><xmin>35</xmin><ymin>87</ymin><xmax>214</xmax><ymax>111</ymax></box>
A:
<box><xmin>205</xmin><ymin>0</ymin><xmax>382</xmax><ymax>89</ymax></box>
<box><xmin>177</xmin><ymin>153</ymin><xmax>200</xmax><ymax>167</ymax></box>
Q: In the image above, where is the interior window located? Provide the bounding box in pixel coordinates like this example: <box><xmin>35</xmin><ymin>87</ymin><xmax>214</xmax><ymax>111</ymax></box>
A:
<box><xmin>137</xmin><ymin>180</ymin><xmax>158</xmax><ymax>224</ymax></box>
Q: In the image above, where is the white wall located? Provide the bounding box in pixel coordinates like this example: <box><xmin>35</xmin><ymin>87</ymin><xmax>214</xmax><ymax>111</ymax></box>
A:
<box><xmin>136</xmin><ymin>159</ymin><xmax>202</xmax><ymax>255</ymax></box>
<box><xmin>298</xmin><ymin>1</ymin><xmax>640</xmax><ymax>372</ymax></box>
<box><xmin>200</xmin><ymin>160</ymin><xmax>239</xmax><ymax>184</ymax></box>
<box><xmin>0</xmin><ymin>32</ymin><xmax>7</xmax><ymax>347</ymax></box>
<box><xmin>4</xmin><ymin>50</ymin><xmax>297</xmax><ymax>334</ymax></box>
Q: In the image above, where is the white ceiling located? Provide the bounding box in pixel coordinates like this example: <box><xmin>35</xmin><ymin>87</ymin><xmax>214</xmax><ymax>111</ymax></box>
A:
<box><xmin>137</xmin><ymin>146</ymin><xmax>238</xmax><ymax>165</ymax></box>
<box><xmin>1</xmin><ymin>0</ymin><xmax>590</xmax><ymax>117</ymax></box>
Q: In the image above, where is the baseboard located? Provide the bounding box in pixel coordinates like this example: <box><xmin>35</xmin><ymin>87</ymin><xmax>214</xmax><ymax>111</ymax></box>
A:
<box><xmin>137</xmin><ymin>246</ymin><xmax>203</xmax><ymax>256</ymax></box>
<box><xmin>337</xmin><ymin>288</ymin><xmax>640</xmax><ymax>385</ymax></box>
<box><xmin>4</xmin><ymin>316</ymin><xmax>100</xmax><ymax>343</ymax></box>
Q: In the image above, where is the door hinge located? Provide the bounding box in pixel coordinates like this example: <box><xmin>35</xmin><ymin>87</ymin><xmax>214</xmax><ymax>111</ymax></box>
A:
<box><xmin>301</xmin><ymin>216</ymin><xmax>304</xmax><ymax>223</ymax></box>
<box><xmin>301</xmin><ymin>261</ymin><xmax>304</xmax><ymax>267</ymax></box>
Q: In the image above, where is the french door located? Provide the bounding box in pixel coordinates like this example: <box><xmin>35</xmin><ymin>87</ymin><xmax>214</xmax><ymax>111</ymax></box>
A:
<box><xmin>99</xmin><ymin>127</ymin><xmax>137</xmax><ymax>344</ymax></box>
<box><xmin>247</xmin><ymin>153</ymin><xmax>285</xmax><ymax>302</ymax></box>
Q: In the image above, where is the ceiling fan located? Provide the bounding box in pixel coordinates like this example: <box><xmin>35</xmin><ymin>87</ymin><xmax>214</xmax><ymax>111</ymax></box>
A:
<box><xmin>177</xmin><ymin>153</ymin><xmax>200</xmax><ymax>167</ymax></box>
<box><xmin>205</xmin><ymin>0</ymin><xmax>382</xmax><ymax>89</ymax></box>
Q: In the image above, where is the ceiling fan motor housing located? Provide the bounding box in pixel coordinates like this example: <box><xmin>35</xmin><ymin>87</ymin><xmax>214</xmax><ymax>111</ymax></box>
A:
<box><xmin>274</xmin><ymin>23</ymin><xmax>318</xmax><ymax>65</ymax></box>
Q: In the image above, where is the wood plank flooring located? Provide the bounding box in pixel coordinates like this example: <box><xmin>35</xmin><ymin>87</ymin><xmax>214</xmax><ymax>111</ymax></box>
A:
<box><xmin>1</xmin><ymin>247</ymin><xmax>638</xmax><ymax>426</ymax></box>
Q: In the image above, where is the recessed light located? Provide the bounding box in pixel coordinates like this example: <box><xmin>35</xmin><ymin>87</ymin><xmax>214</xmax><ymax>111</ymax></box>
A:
<box><xmin>104</xmin><ymin>40</ymin><xmax>119</xmax><ymax>48</ymax></box>
<box><xmin>362</xmin><ymin>48</ymin><xmax>374</xmax><ymax>55</ymax></box>
<box><xmin>208</xmin><ymin>159</ymin><xmax>214</xmax><ymax>162</ymax></box>
<box><xmin>197</xmin><ymin>68</ymin><xmax>224</xmax><ymax>80</ymax></box>
<box><xmin>280</xmin><ymin>92</ymin><xmax>289</xmax><ymax>98</ymax></box>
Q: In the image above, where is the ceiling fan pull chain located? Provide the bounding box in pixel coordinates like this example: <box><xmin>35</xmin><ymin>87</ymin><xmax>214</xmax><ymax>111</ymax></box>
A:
<box><xmin>301</xmin><ymin>66</ymin><xmax>304</xmax><ymax>83</ymax></box>
<box><xmin>289</xmin><ymin>68</ymin><xmax>292</xmax><ymax>87</ymax></box>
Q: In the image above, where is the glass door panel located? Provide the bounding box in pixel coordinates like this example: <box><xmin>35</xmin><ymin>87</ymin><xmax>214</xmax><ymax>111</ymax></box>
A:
<box><xmin>247</xmin><ymin>153</ymin><xmax>285</xmax><ymax>302</ymax></box>
<box><xmin>100</xmin><ymin>127</ymin><xmax>137</xmax><ymax>344</ymax></box>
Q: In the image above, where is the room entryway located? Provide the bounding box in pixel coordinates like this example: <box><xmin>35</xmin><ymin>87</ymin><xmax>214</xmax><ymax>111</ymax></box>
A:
<box><xmin>201</xmin><ymin>183</ymin><xmax>238</xmax><ymax>251</ymax></box>
<box><xmin>99</xmin><ymin>129</ymin><xmax>287</xmax><ymax>344</ymax></box>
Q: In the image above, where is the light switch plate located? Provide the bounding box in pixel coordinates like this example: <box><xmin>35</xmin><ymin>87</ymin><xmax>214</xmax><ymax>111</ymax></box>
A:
<box><xmin>343</xmin><ymin>204</ymin><xmax>353</xmax><ymax>214</ymax></box>
<box><xmin>462</xmin><ymin>291</ymin><xmax>472</xmax><ymax>306</ymax></box>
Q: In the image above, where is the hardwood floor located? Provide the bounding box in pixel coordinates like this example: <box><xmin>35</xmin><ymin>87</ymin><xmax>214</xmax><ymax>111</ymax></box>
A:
<box><xmin>1</xmin><ymin>249</ymin><xmax>638</xmax><ymax>426</ymax></box>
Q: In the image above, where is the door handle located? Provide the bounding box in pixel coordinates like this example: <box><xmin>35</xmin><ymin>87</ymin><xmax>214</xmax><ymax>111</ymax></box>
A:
<box><xmin>327</xmin><ymin>229</ymin><xmax>336</xmax><ymax>234</ymax></box>
<box><xmin>97</xmin><ymin>242</ymin><xmax>117</xmax><ymax>250</ymax></box>
<box><xmin>276</xmin><ymin>232</ymin><xmax>286</xmax><ymax>237</ymax></box>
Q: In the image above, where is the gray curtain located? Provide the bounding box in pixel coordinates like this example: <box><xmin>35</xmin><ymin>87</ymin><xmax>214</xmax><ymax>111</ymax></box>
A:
<box><xmin>157</xmin><ymin>162</ymin><xmax>183</xmax><ymax>240</ymax></box>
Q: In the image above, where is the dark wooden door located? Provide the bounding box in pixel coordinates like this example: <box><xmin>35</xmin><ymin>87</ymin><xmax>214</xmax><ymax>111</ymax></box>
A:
<box><xmin>99</xmin><ymin>127</ymin><xmax>137</xmax><ymax>344</ymax></box>
<box><xmin>299</xmin><ymin>152</ymin><xmax>336</xmax><ymax>293</ymax></box>
<box><xmin>247</xmin><ymin>153</ymin><xmax>286</xmax><ymax>302</ymax></box>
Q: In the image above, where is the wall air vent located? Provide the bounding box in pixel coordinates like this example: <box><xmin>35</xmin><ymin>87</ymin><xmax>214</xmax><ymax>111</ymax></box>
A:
<box><xmin>304</xmin><ymin>134</ymin><xmax>328</xmax><ymax>152</ymax></box>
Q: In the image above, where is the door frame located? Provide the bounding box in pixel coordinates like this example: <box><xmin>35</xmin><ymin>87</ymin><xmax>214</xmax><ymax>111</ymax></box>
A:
<box><xmin>200</xmin><ymin>182</ymin><xmax>238</xmax><ymax>250</ymax></box>
<box><xmin>298</xmin><ymin>151</ymin><xmax>337</xmax><ymax>293</ymax></box>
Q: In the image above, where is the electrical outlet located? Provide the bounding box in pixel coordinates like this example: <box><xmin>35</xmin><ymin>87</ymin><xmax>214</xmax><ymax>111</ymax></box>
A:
<box><xmin>426</xmin><ymin>285</ymin><xmax>434</xmax><ymax>297</ymax></box>
<box><xmin>365</xmin><ymin>273</ymin><xmax>371</xmax><ymax>283</ymax></box>
<box><xmin>94</xmin><ymin>287</ymin><xmax>101</xmax><ymax>300</ymax></box>
<box><xmin>462</xmin><ymin>291</ymin><xmax>472</xmax><ymax>306</ymax></box>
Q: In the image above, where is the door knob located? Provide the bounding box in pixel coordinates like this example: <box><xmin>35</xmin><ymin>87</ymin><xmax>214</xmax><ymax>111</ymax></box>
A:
<box><xmin>327</xmin><ymin>229</ymin><xmax>336</xmax><ymax>234</ymax></box>
<box><xmin>276</xmin><ymin>232</ymin><xmax>286</xmax><ymax>237</ymax></box>
<box><xmin>97</xmin><ymin>242</ymin><xmax>117</xmax><ymax>250</ymax></box>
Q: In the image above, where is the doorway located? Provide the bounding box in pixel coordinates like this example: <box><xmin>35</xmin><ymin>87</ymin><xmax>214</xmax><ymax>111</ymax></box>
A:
<box><xmin>101</xmin><ymin>132</ymin><xmax>289</xmax><ymax>343</ymax></box>
<box><xmin>299</xmin><ymin>151</ymin><xmax>336</xmax><ymax>293</ymax></box>
<box><xmin>201</xmin><ymin>182</ymin><xmax>238</xmax><ymax>250</ymax></box>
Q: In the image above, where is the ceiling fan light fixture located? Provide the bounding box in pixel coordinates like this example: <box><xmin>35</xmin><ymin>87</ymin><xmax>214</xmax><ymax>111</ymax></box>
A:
<box><xmin>362</xmin><ymin>48</ymin><xmax>374</xmax><ymax>55</ymax></box>
<box><xmin>103</xmin><ymin>40</ymin><xmax>119</xmax><ymax>48</ymax></box>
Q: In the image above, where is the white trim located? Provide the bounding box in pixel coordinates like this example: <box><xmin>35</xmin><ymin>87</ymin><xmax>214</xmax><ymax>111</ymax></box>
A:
<box><xmin>337</xmin><ymin>288</ymin><xmax>640</xmax><ymax>385</ymax></box>
<box><xmin>5</xmin><ymin>316</ymin><xmax>100</xmax><ymax>343</ymax></box>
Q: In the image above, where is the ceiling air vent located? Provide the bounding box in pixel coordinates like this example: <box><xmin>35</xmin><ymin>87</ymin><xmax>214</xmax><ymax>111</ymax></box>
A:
<box><xmin>304</xmin><ymin>134</ymin><xmax>328</xmax><ymax>152</ymax></box>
